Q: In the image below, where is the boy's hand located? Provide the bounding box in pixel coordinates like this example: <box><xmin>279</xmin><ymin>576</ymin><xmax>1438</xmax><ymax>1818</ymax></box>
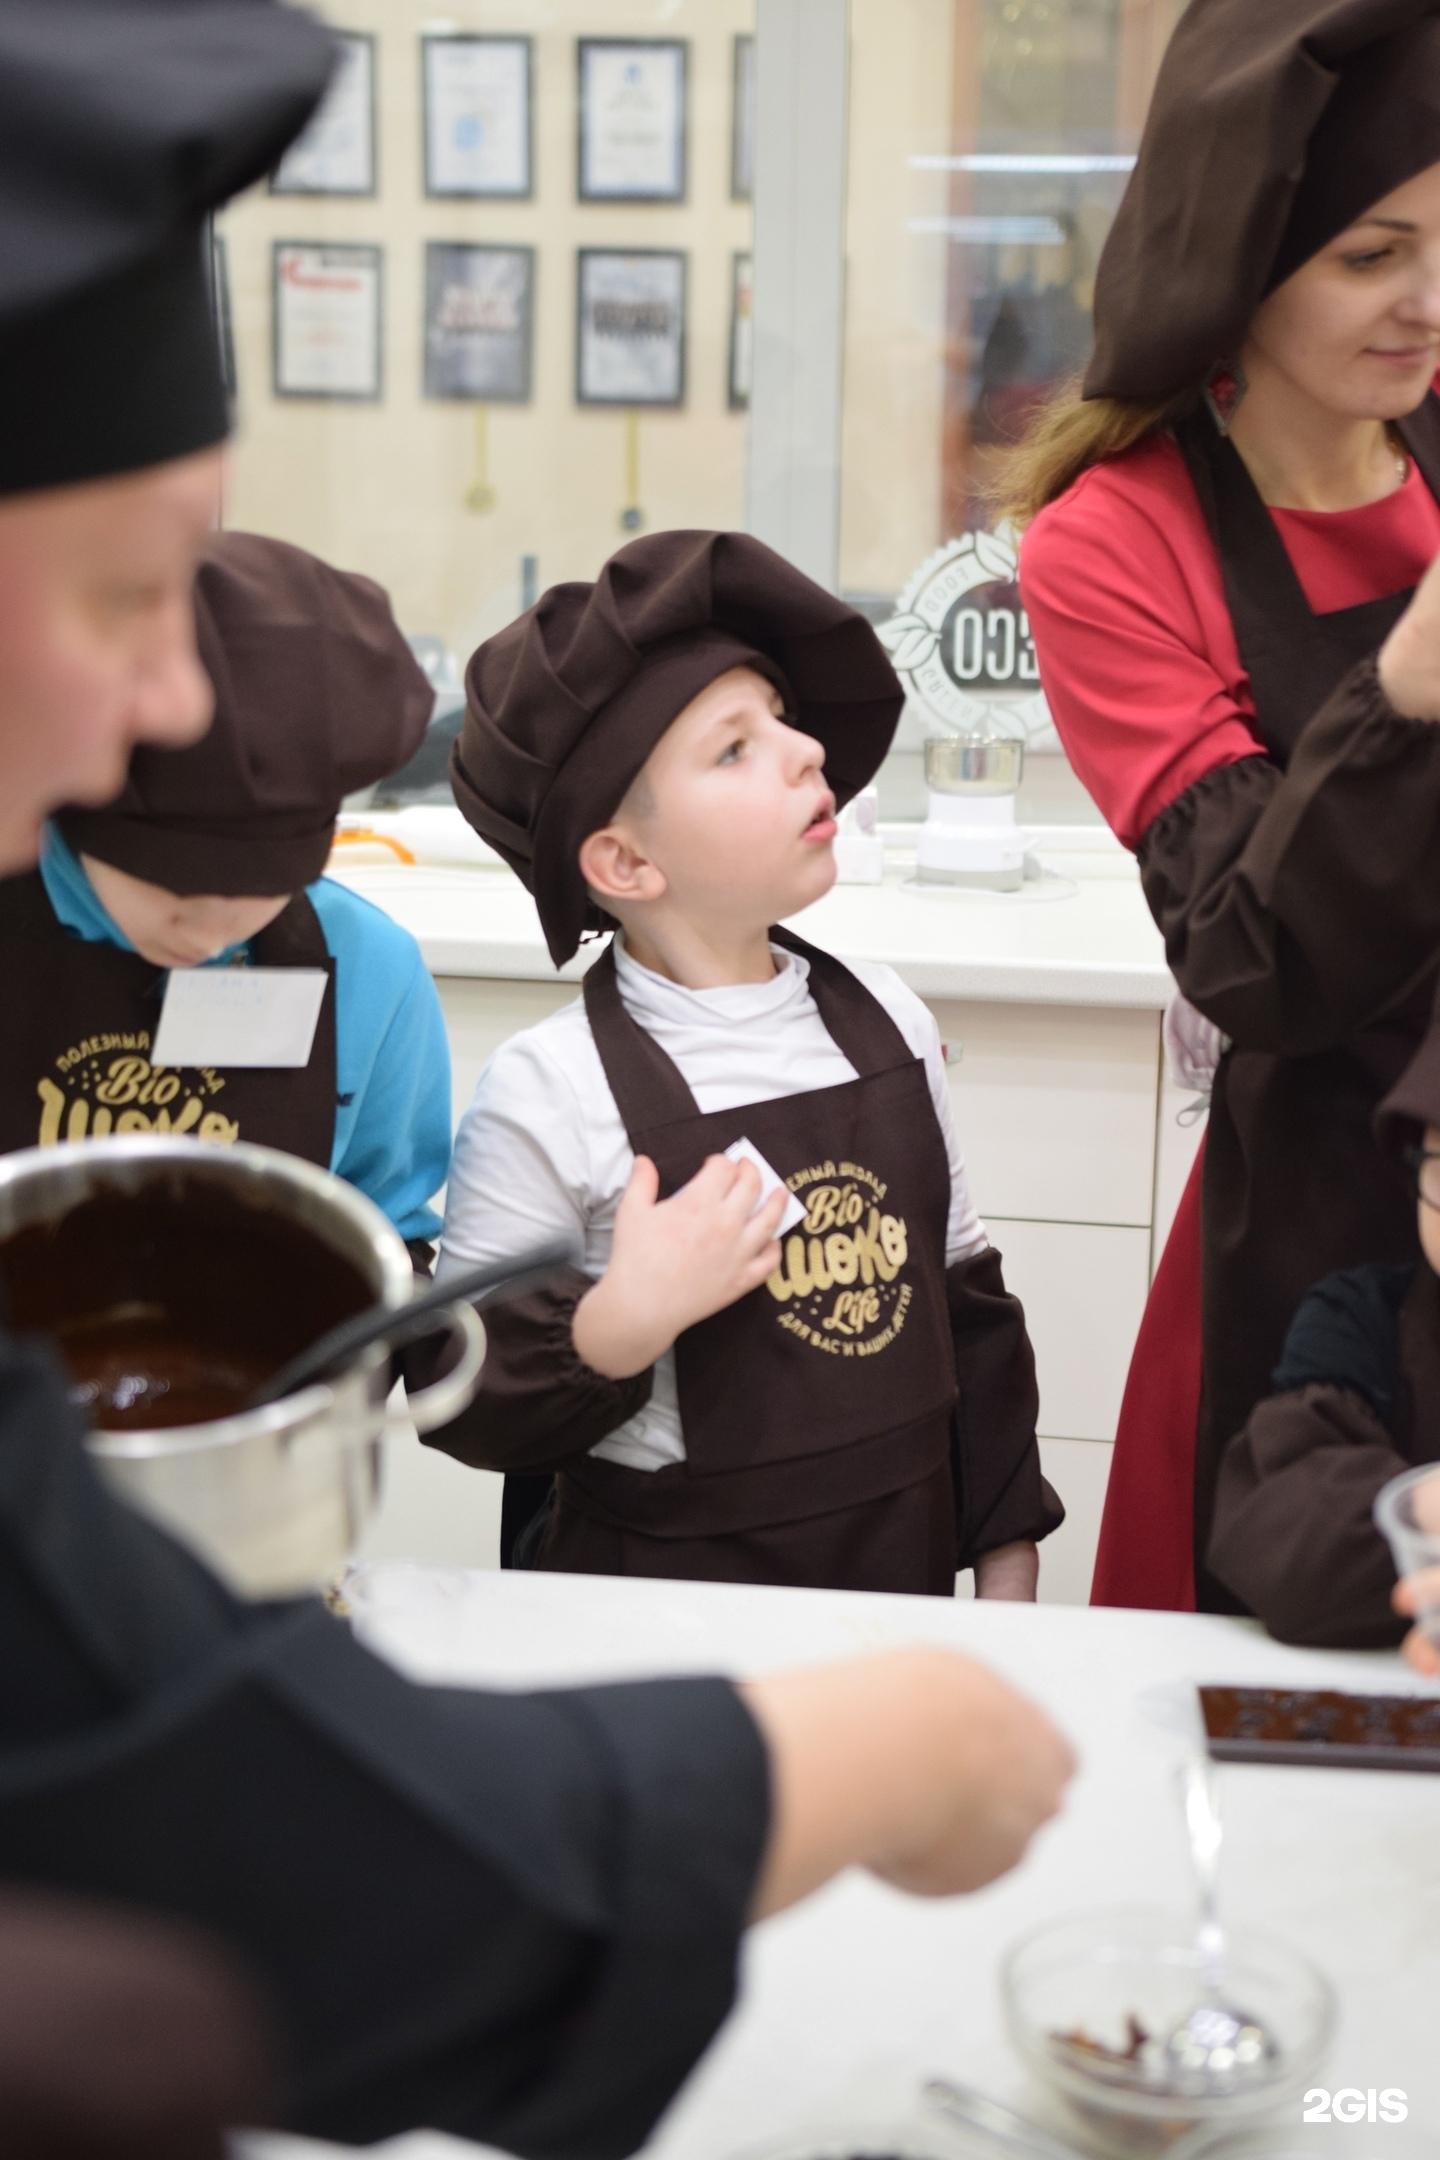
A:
<box><xmin>974</xmin><ymin>1539</ymin><xmax>1039</xmax><ymax>1601</ymax></box>
<box><xmin>1392</xmin><ymin>1567</ymin><xmax>1440</xmax><ymax>1677</ymax></box>
<box><xmin>574</xmin><ymin>1153</ymin><xmax>787</xmax><ymax>1378</ymax></box>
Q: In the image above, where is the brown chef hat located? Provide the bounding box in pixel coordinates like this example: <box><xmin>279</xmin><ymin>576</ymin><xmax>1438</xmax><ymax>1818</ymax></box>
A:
<box><xmin>1086</xmin><ymin>0</ymin><xmax>1440</xmax><ymax>402</ymax></box>
<box><xmin>451</xmin><ymin>530</ymin><xmax>903</xmax><ymax>967</ymax></box>
<box><xmin>1376</xmin><ymin>974</ymin><xmax>1440</xmax><ymax>1153</ymax></box>
<box><xmin>58</xmin><ymin>532</ymin><xmax>435</xmax><ymax>896</ymax></box>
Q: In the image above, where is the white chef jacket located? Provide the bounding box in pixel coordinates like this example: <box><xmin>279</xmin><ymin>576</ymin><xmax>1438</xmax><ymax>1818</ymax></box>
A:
<box><xmin>437</xmin><ymin>937</ymin><xmax>988</xmax><ymax>1472</ymax></box>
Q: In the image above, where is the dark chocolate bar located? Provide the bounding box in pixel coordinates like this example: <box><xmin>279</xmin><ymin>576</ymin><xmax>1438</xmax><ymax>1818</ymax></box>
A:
<box><xmin>1199</xmin><ymin>1685</ymin><xmax>1440</xmax><ymax>1771</ymax></box>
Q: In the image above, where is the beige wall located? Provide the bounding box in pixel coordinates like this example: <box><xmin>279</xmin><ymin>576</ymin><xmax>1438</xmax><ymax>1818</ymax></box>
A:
<box><xmin>221</xmin><ymin>0</ymin><xmax>1185</xmax><ymax>663</ymax></box>
<box><xmin>220</xmin><ymin>0</ymin><xmax>754</xmax><ymax>663</ymax></box>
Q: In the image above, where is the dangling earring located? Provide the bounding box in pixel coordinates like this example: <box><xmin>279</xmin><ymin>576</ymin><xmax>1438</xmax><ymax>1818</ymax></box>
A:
<box><xmin>1202</xmin><ymin>359</ymin><xmax>1249</xmax><ymax>437</ymax></box>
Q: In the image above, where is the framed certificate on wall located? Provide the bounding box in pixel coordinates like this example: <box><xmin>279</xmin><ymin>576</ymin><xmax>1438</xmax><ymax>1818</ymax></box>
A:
<box><xmin>577</xmin><ymin>39</ymin><xmax>687</xmax><ymax>204</ymax></box>
<box><xmin>272</xmin><ymin>242</ymin><xmax>383</xmax><ymax>401</ymax></box>
<box><xmin>731</xmin><ymin>35</ymin><xmax>755</xmax><ymax>201</ymax></box>
<box><xmin>422</xmin><ymin>34</ymin><xmax>533</xmax><ymax>199</ymax></box>
<box><xmin>576</xmin><ymin>249</ymin><xmax>686</xmax><ymax>407</ymax></box>
<box><xmin>728</xmin><ymin>251</ymin><xmax>753</xmax><ymax>411</ymax></box>
<box><xmin>423</xmin><ymin>243</ymin><xmax>534</xmax><ymax>402</ymax></box>
<box><xmin>270</xmin><ymin>31</ymin><xmax>376</xmax><ymax>197</ymax></box>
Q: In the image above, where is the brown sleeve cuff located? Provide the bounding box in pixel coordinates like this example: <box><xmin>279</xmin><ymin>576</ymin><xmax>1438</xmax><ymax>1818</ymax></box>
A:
<box><xmin>417</xmin><ymin>1265</ymin><xmax>654</xmax><ymax>1474</ymax></box>
<box><xmin>1207</xmin><ymin>1381</ymin><xmax>1409</xmax><ymax>1649</ymax></box>
<box><xmin>947</xmin><ymin>1247</ymin><xmax>1064</xmax><ymax>1566</ymax></box>
<box><xmin>1138</xmin><ymin>655</ymin><xmax>1440</xmax><ymax>1056</ymax></box>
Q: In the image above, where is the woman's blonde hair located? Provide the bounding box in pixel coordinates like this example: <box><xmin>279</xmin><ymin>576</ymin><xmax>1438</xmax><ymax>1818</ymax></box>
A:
<box><xmin>989</xmin><ymin>375</ymin><xmax>1199</xmax><ymax>530</ymax></box>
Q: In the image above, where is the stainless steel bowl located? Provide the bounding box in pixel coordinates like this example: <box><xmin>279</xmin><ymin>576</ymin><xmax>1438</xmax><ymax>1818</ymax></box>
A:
<box><xmin>0</xmin><ymin>1137</ymin><xmax>484</xmax><ymax>1597</ymax></box>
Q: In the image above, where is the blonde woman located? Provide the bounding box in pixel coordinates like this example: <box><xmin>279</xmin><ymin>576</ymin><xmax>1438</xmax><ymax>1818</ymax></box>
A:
<box><xmin>1010</xmin><ymin>0</ymin><xmax>1440</xmax><ymax>1615</ymax></box>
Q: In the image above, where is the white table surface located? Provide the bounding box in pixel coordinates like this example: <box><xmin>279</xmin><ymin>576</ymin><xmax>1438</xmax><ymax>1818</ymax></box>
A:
<box><xmin>247</xmin><ymin>1566</ymin><xmax>1436</xmax><ymax>2160</ymax></box>
<box><xmin>326</xmin><ymin>837</ymin><xmax>1173</xmax><ymax>1010</ymax></box>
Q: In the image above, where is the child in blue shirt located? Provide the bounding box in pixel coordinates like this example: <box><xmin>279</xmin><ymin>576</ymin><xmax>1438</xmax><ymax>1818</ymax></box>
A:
<box><xmin>0</xmin><ymin>532</ymin><xmax>450</xmax><ymax>1255</ymax></box>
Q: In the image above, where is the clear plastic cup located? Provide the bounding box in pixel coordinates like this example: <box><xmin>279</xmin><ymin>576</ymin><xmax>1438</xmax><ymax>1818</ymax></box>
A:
<box><xmin>1372</xmin><ymin>1464</ymin><xmax>1440</xmax><ymax>1643</ymax></box>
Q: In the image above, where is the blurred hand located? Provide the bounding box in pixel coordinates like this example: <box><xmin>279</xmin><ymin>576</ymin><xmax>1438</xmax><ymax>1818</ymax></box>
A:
<box><xmin>745</xmin><ymin>1648</ymin><xmax>1076</xmax><ymax>1918</ymax></box>
<box><xmin>1392</xmin><ymin>1566</ymin><xmax>1440</xmax><ymax>1677</ymax></box>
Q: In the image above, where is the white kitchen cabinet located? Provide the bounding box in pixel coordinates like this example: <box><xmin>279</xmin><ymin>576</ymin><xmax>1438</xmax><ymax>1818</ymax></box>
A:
<box><xmin>1153</xmin><ymin>1063</ymin><xmax>1207</xmax><ymax>1274</ymax></box>
<box><xmin>936</xmin><ymin>1000</ymin><xmax>1159</xmax><ymax>1229</ymax></box>
<box><xmin>1036</xmin><ymin>1437</ymin><xmax>1114</xmax><ymax>1607</ymax></box>
<box><xmin>359</xmin><ymin>1422</ymin><xmax>502</xmax><ymax>1571</ymax></box>
<box><xmin>985</xmin><ymin>1218</ymin><xmax>1151</xmax><ymax>1444</ymax></box>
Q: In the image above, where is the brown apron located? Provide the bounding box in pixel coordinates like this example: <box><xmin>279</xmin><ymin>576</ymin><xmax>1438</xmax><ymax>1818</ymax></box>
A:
<box><xmin>0</xmin><ymin>869</ymin><xmax>338</xmax><ymax>1167</ymax></box>
<box><xmin>1175</xmin><ymin>397</ymin><xmax>1440</xmax><ymax>1609</ymax></box>
<box><xmin>536</xmin><ymin>929</ymin><xmax>961</xmax><ymax>1593</ymax></box>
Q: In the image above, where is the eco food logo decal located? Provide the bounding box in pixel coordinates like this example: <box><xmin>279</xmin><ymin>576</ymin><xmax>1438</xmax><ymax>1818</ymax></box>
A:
<box><xmin>766</xmin><ymin>1158</ymin><xmax>911</xmax><ymax>1358</ymax></box>
<box><xmin>878</xmin><ymin>528</ymin><xmax>1059</xmax><ymax>751</ymax></box>
<box><xmin>37</xmin><ymin>1034</ymin><xmax>239</xmax><ymax>1146</ymax></box>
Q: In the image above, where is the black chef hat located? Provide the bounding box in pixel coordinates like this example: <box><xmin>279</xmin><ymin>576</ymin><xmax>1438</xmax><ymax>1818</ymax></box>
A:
<box><xmin>451</xmin><ymin>530</ymin><xmax>903</xmax><ymax>967</ymax></box>
<box><xmin>1086</xmin><ymin>0</ymin><xmax>1440</xmax><ymax>402</ymax></box>
<box><xmin>58</xmin><ymin>533</ymin><xmax>435</xmax><ymax>895</ymax></box>
<box><xmin>0</xmin><ymin>0</ymin><xmax>334</xmax><ymax>498</ymax></box>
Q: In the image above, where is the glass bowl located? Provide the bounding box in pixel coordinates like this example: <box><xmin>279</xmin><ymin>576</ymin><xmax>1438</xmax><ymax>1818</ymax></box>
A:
<box><xmin>1000</xmin><ymin>1906</ymin><xmax>1335</xmax><ymax>2156</ymax></box>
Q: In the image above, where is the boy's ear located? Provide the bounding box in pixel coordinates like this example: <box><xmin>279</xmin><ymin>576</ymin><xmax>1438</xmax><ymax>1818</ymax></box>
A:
<box><xmin>577</xmin><ymin>823</ymin><xmax>668</xmax><ymax>907</ymax></box>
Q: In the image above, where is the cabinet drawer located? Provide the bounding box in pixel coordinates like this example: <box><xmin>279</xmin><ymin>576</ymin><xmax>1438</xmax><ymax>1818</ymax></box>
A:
<box><xmin>932</xmin><ymin>1000</ymin><xmax>1159</xmax><ymax>1228</ymax></box>
<box><xmin>985</xmin><ymin>1218</ymin><xmax>1149</xmax><ymax>1443</ymax></box>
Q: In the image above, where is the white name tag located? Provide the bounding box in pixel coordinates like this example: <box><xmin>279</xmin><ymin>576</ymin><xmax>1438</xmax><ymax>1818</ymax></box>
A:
<box><xmin>151</xmin><ymin>967</ymin><xmax>328</xmax><ymax>1070</ymax></box>
<box><xmin>724</xmin><ymin>1136</ymin><xmax>806</xmax><ymax>1234</ymax></box>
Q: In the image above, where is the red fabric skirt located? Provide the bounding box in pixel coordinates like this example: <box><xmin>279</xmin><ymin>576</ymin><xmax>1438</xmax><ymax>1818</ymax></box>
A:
<box><xmin>1090</xmin><ymin>1143</ymin><xmax>1204</xmax><ymax>1611</ymax></box>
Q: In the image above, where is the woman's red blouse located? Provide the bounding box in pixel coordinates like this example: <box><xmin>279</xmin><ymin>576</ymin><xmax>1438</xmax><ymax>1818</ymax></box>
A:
<box><xmin>1020</xmin><ymin>409</ymin><xmax>1440</xmax><ymax>849</ymax></box>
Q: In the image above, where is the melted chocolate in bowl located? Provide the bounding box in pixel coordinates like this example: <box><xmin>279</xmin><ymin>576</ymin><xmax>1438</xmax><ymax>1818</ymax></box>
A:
<box><xmin>0</xmin><ymin>1188</ymin><xmax>374</xmax><ymax>1429</ymax></box>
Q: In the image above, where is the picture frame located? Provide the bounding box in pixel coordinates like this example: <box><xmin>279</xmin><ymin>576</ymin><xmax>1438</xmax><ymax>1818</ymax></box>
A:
<box><xmin>731</xmin><ymin>35</ymin><xmax>756</xmax><ymax>202</ymax></box>
<box><xmin>422</xmin><ymin>34</ymin><xmax>533</xmax><ymax>200</ymax></box>
<box><xmin>269</xmin><ymin>31</ymin><xmax>376</xmax><ymax>197</ymax></box>
<box><xmin>575</xmin><ymin>248</ymin><xmax>686</xmax><ymax>408</ymax></box>
<box><xmin>423</xmin><ymin>242</ymin><xmax>534</xmax><ymax>404</ymax></box>
<box><xmin>272</xmin><ymin>241</ymin><xmax>383</xmax><ymax>402</ymax></box>
<box><xmin>728</xmin><ymin>250</ymin><xmax>753</xmax><ymax>411</ymax></box>
<box><xmin>577</xmin><ymin>38</ymin><xmax>688</xmax><ymax>204</ymax></box>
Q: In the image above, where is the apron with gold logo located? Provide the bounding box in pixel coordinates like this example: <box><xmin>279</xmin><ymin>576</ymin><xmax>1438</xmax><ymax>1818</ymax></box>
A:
<box><xmin>0</xmin><ymin>870</ymin><xmax>338</xmax><ymax>1167</ymax></box>
<box><xmin>540</xmin><ymin>930</ymin><xmax>960</xmax><ymax>1593</ymax></box>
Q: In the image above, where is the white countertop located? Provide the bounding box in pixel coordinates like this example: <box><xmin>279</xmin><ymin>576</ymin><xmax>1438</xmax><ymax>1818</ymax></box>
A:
<box><xmin>248</xmin><ymin>1567</ymin><xmax>1434</xmax><ymax>2160</ymax></box>
<box><xmin>327</xmin><ymin>819</ymin><xmax>1174</xmax><ymax>1011</ymax></box>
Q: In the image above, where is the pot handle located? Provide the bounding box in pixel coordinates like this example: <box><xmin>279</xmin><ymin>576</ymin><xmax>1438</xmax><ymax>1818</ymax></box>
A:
<box><xmin>386</xmin><ymin>1300</ymin><xmax>487</xmax><ymax>1435</ymax></box>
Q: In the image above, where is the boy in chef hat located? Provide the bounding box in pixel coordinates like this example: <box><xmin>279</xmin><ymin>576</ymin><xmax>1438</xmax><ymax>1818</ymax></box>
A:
<box><xmin>434</xmin><ymin>529</ymin><xmax>1063</xmax><ymax>1591</ymax></box>
<box><xmin>0</xmin><ymin>530</ymin><xmax>450</xmax><ymax>1256</ymax></box>
<box><xmin>1209</xmin><ymin>977</ymin><xmax>1440</xmax><ymax>1654</ymax></box>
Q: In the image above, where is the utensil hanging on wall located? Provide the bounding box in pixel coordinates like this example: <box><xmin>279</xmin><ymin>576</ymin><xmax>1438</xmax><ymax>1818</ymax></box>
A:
<box><xmin>466</xmin><ymin>405</ymin><xmax>497</xmax><ymax>512</ymax></box>
<box><xmin>619</xmin><ymin>407</ymin><xmax>645</xmax><ymax>531</ymax></box>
